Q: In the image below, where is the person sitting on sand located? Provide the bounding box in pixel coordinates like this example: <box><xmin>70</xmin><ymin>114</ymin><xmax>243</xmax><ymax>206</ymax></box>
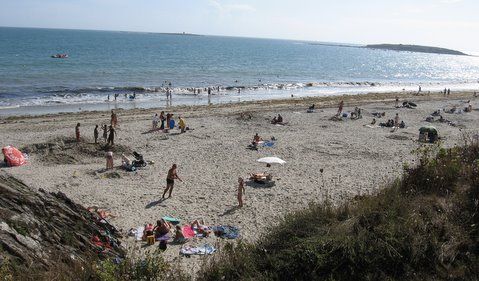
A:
<box><xmin>237</xmin><ymin>177</ymin><xmax>245</xmax><ymax>208</ymax></box>
<box><xmin>271</xmin><ymin>114</ymin><xmax>283</xmax><ymax>124</ymax></box>
<box><xmin>75</xmin><ymin>123</ymin><xmax>81</xmax><ymax>142</ymax></box>
<box><xmin>154</xmin><ymin>219</ymin><xmax>171</xmax><ymax>237</ymax></box>
<box><xmin>143</xmin><ymin>223</ymin><xmax>154</xmax><ymax>240</ymax></box>
<box><xmin>121</xmin><ymin>153</ymin><xmax>132</xmax><ymax>168</ymax></box>
<box><xmin>252</xmin><ymin>133</ymin><xmax>262</xmax><ymax>144</ymax></box>
<box><xmin>191</xmin><ymin>219</ymin><xmax>210</xmax><ymax>237</ymax></box>
<box><xmin>178</xmin><ymin>116</ymin><xmax>186</xmax><ymax>133</ymax></box>
<box><xmin>371</xmin><ymin>118</ymin><xmax>376</xmax><ymax>125</ymax></box>
<box><xmin>173</xmin><ymin>225</ymin><xmax>187</xmax><ymax>243</ymax></box>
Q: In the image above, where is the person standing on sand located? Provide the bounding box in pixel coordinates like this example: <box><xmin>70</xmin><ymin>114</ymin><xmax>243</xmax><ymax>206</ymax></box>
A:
<box><xmin>102</xmin><ymin>124</ymin><xmax>108</xmax><ymax>142</ymax></box>
<box><xmin>94</xmin><ymin>125</ymin><xmax>99</xmax><ymax>144</ymax></box>
<box><xmin>337</xmin><ymin>100</ymin><xmax>344</xmax><ymax>116</ymax></box>
<box><xmin>237</xmin><ymin>177</ymin><xmax>245</xmax><ymax>207</ymax></box>
<box><xmin>75</xmin><ymin>123</ymin><xmax>81</xmax><ymax>142</ymax></box>
<box><xmin>111</xmin><ymin>110</ymin><xmax>118</xmax><ymax>127</ymax></box>
<box><xmin>107</xmin><ymin>125</ymin><xmax>116</xmax><ymax>146</ymax></box>
<box><xmin>394</xmin><ymin>113</ymin><xmax>400</xmax><ymax>131</ymax></box>
<box><xmin>395</xmin><ymin>96</ymin><xmax>399</xmax><ymax>108</ymax></box>
<box><xmin>105</xmin><ymin>151</ymin><xmax>113</xmax><ymax>170</ymax></box>
<box><xmin>162</xmin><ymin>164</ymin><xmax>182</xmax><ymax>199</ymax></box>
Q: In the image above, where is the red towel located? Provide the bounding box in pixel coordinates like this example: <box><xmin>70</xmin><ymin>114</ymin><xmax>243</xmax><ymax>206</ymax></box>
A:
<box><xmin>182</xmin><ymin>225</ymin><xmax>195</xmax><ymax>238</ymax></box>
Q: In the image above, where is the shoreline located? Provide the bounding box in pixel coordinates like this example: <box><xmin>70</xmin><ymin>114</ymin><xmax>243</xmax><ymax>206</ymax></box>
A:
<box><xmin>1</xmin><ymin>81</ymin><xmax>478</xmax><ymax>117</ymax></box>
<box><xmin>1</xmin><ymin>90</ymin><xmax>476</xmax><ymax>121</ymax></box>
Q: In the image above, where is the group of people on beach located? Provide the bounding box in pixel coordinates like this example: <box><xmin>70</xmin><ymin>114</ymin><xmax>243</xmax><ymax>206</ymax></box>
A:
<box><xmin>74</xmin><ymin>110</ymin><xmax>118</xmax><ymax>145</ymax></box>
<box><xmin>152</xmin><ymin>111</ymin><xmax>187</xmax><ymax>133</ymax></box>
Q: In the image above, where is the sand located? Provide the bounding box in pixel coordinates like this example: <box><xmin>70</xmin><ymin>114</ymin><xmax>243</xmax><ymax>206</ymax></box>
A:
<box><xmin>1</xmin><ymin>91</ymin><xmax>478</xmax><ymax>276</ymax></box>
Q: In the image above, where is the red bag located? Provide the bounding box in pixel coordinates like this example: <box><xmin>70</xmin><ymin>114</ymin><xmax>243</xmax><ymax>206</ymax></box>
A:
<box><xmin>2</xmin><ymin>146</ymin><xmax>26</xmax><ymax>167</ymax></box>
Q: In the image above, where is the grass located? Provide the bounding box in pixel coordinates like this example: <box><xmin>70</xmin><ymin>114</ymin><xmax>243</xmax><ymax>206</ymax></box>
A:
<box><xmin>197</xmin><ymin>140</ymin><xmax>479</xmax><ymax>281</ymax></box>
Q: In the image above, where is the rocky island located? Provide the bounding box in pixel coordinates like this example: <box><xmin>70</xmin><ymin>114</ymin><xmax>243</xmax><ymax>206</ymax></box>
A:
<box><xmin>365</xmin><ymin>44</ymin><xmax>468</xmax><ymax>56</ymax></box>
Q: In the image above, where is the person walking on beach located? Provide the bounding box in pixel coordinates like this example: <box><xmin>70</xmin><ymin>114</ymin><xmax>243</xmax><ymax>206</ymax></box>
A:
<box><xmin>162</xmin><ymin>164</ymin><xmax>182</xmax><ymax>199</ymax></box>
<box><xmin>107</xmin><ymin>125</ymin><xmax>116</xmax><ymax>146</ymax></box>
<box><xmin>447</xmin><ymin>88</ymin><xmax>451</xmax><ymax>95</ymax></box>
<box><xmin>111</xmin><ymin>110</ymin><xmax>118</xmax><ymax>127</ymax></box>
<box><xmin>395</xmin><ymin>96</ymin><xmax>399</xmax><ymax>108</ymax></box>
<box><xmin>337</xmin><ymin>100</ymin><xmax>344</xmax><ymax>116</ymax></box>
<box><xmin>75</xmin><ymin>123</ymin><xmax>81</xmax><ymax>142</ymax></box>
<box><xmin>102</xmin><ymin>124</ymin><xmax>108</xmax><ymax>142</ymax></box>
<box><xmin>237</xmin><ymin>177</ymin><xmax>245</xmax><ymax>208</ymax></box>
<box><xmin>94</xmin><ymin>125</ymin><xmax>99</xmax><ymax>144</ymax></box>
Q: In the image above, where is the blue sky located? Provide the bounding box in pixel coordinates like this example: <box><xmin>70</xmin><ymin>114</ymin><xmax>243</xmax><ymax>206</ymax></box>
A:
<box><xmin>1</xmin><ymin>0</ymin><xmax>477</xmax><ymax>52</ymax></box>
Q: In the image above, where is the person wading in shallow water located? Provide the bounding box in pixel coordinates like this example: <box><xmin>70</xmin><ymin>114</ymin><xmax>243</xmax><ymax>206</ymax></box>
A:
<box><xmin>162</xmin><ymin>164</ymin><xmax>182</xmax><ymax>199</ymax></box>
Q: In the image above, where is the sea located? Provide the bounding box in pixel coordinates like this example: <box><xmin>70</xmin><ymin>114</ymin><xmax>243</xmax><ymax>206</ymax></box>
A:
<box><xmin>1</xmin><ymin>27</ymin><xmax>479</xmax><ymax>116</ymax></box>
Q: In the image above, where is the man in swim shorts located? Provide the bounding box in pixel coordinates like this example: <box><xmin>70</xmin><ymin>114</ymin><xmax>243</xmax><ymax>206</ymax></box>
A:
<box><xmin>162</xmin><ymin>164</ymin><xmax>182</xmax><ymax>198</ymax></box>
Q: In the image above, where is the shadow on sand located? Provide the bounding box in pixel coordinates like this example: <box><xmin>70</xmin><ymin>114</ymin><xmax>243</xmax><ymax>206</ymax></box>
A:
<box><xmin>145</xmin><ymin>198</ymin><xmax>167</xmax><ymax>209</ymax></box>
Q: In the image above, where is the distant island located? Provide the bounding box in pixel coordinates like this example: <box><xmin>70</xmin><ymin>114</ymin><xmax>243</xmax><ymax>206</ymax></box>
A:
<box><xmin>365</xmin><ymin>44</ymin><xmax>468</xmax><ymax>56</ymax></box>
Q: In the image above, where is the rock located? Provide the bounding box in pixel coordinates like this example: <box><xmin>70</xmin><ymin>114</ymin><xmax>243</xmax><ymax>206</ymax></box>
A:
<box><xmin>0</xmin><ymin>171</ymin><xmax>124</xmax><ymax>274</ymax></box>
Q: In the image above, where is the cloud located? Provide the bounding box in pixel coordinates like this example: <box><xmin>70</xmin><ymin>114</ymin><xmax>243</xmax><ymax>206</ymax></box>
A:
<box><xmin>440</xmin><ymin>0</ymin><xmax>463</xmax><ymax>4</ymax></box>
<box><xmin>208</xmin><ymin>0</ymin><xmax>255</xmax><ymax>17</ymax></box>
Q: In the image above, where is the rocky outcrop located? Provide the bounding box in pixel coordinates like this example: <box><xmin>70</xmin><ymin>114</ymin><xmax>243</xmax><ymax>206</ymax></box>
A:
<box><xmin>0</xmin><ymin>171</ymin><xmax>124</xmax><ymax>274</ymax></box>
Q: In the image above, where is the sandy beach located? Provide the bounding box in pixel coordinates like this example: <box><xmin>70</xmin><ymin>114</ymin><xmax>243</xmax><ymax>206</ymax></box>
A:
<box><xmin>1</xmin><ymin>91</ymin><xmax>478</xmax><ymax>275</ymax></box>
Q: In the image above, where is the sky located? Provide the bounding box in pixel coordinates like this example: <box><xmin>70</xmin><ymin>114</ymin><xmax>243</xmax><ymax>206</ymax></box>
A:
<box><xmin>1</xmin><ymin>0</ymin><xmax>478</xmax><ymax>52</ymax></box>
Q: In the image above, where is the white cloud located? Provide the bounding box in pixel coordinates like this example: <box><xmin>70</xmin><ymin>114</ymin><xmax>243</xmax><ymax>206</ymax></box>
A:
<box><xmin>208</xmin><ymin>0</ymin><xmax>256</xmax><ymax>17</ymax></box>
<box><xmin>440</xmin><ymin>0</ymin><xmax>463</xmax><ymax>4</ymax></box>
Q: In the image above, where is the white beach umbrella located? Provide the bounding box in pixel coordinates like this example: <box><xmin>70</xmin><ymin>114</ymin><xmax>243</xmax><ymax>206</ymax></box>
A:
<box><xmin>257</xmin><ymin>157</ymin><xmax>286</xmax><ymax>165</ymax></box>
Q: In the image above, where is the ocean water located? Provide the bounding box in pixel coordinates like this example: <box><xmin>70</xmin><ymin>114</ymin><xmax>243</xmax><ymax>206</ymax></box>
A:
<box><xmin>1</xmin><ymin>27</ymin><xmax>479</xmax><ymax>115</ymax></box>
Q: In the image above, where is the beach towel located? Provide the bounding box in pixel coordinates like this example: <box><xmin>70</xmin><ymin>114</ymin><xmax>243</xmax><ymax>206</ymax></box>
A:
<box><xmin>162</xmin><ymin>216</ymin><xmax>180</xmax><ymax>225</ymax></box>
<box><xmin>135</xmin><ymin>226</ymin><xmax>144</xmax><ymax>241</ymax></box>
<box><xmin>182</xmin><ymin>225</ymin><xmax>196</xmax><ymax>238</ymax></box>
<box><xmin>180</xmin><ymin>244</ymin><xmax>216</xmax><ymax>256</ymax></box>
<box><xmin>262</xmin><ymin>141</ymin><xmax>275</xmax><ymax>148</ymax></box>
<box><xmin>2</xmin><ymin>146</ymin><xmax>26</xmax><ymax>167</ymax></box>
<box><xmin>155</xmin><ymin>233</ymin><xmax>170</xmax><ymax>241</ymax></box>
<box><xmin>212</xmin><ymin>225</ymin><xmax>240</xmax><ymax>239</ymax></box>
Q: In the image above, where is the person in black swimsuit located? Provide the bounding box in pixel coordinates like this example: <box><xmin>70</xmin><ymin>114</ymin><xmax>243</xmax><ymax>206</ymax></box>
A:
<box><xmin>162</xmin><ymin>164</ymin><xmax>182</xmax><ymax>198</ymax></box>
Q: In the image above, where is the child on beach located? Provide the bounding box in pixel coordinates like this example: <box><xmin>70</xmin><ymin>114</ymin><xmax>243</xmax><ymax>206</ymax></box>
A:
<box><xmin>94</xmin><ymin>125</ymin><xmax>99</xmax><ymax>144</ymax></box>
<box><xmin>102</xmin><ymin>124</ymin><xmax>108</xmax><ymax>142</ymax></box>
<box><xmin>152</xmin><ymin>113</ymin><xmax>159</xmax><ymax>130</ymax></box>
<box><xmin>337</xmin><ymin>100</ymin><xmax>344</xmax><ymax>116</ymax></box>
<box><xmin>237</xmin><ymin>177</ymin><xmax>245</xmax><ymax>207</ymax></box>
<box><xmin>178</xmin><ymin>116</ymin><xmax>186</xmax><ymax>133</ymax></box>
<box><xmin>75</xmin><ymin>123</ymin><xmax>81</xmax><ymax>142</ymax></box>
<box><xmin>105</xmin><ymin>151</ymin><xmax>114</xmax><ymax>170</ymax></box>
<box><xmin>173</xmin><ymin>225</ymin><xmax>186</xmax><ymax>243</ymax></box>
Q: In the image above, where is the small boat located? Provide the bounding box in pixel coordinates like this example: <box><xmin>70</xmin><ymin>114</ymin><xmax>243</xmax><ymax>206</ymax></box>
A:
<box><xmin>51</xmin><ymin>54</ymin><xmax>68</xmax><ymax>59</ymax></box>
